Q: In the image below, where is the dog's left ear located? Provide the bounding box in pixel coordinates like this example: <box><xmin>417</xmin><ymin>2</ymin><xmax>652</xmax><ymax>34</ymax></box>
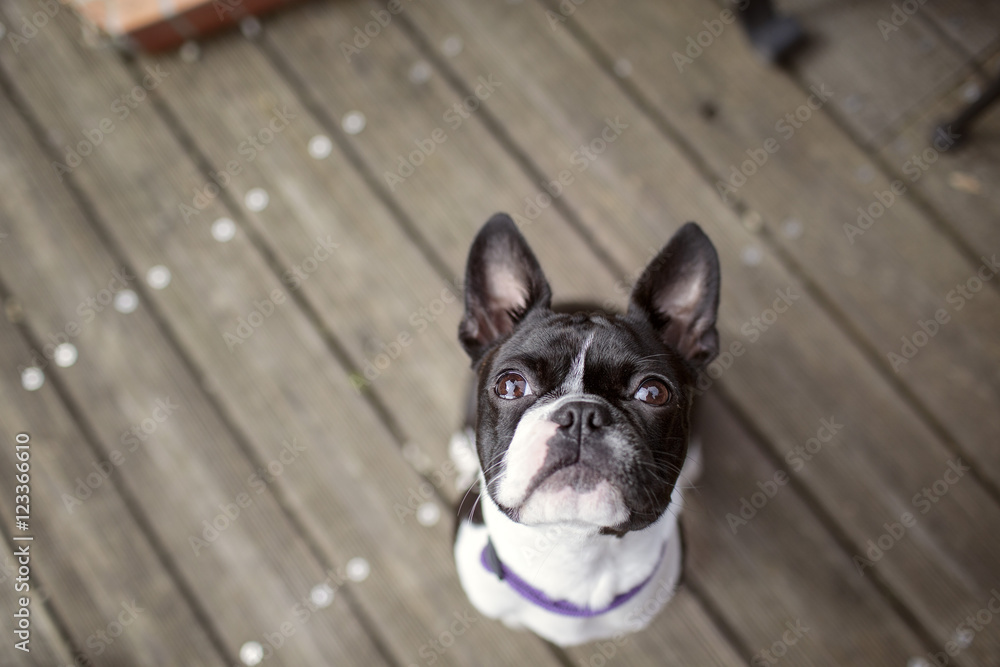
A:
<box><xmin>459</xmin><ymin>213</ymin><xmax>552</xmax><ymax>361</ymax></box>
<box><xmin>628</xmin><ymin>222</ymin><xmax>721</xmax><ymax>368</ymax></box>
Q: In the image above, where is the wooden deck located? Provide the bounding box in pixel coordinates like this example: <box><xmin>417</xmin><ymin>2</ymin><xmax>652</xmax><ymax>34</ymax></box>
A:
<box><xmin>0</xmin><ymin>0</ymin><xmax>998</xmax><ymax>664</ymax></box>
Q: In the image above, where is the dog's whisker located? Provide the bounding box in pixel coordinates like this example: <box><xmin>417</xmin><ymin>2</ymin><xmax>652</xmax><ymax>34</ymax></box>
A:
<box><xmin>467</xmin><ymin>493</ymin><xmax>483</xmax><ymax>524</ymax></box>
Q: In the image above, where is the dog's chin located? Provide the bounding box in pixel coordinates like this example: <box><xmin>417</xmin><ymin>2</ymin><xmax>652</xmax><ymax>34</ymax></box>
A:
<box><xmin>513</xmin><ymin>465</ymin><xmax>630</xmax><ymax>527</ymax></box>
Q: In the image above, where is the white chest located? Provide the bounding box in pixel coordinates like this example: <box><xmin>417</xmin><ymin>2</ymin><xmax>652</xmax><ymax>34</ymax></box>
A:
<box><xmin>453</xmin><ymin>503</ymin><xmax>683</xmax><ymax>647</ymax></box>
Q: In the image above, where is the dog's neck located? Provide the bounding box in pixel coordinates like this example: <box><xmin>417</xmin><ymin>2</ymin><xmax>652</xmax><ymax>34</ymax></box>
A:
<box><xmin>479</xmin><ymin>483</ymin><xmax>679</xmax><ymax>611</ymax></box>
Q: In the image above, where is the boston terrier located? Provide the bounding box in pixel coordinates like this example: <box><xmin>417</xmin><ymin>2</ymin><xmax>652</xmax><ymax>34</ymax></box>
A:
<box><xmin>451</xmin><ymin>213</ymin><xmax>721</xmax><ymax>646</ymax></box>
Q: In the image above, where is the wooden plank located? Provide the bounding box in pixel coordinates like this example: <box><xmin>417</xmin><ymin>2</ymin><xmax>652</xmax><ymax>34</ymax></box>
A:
<box><xmin>879</xmin><ymin>53</ymin><xmax>1000</xmax><ymax>256</ymax></box>
<box><xmin>0</xmin><ymin>3</ymin><xmax>568</xmax><ymax>666</ymax></box>
<box><xmin>528</xmin><ymin>0</ymin><xmax>1000</xmax><ymax>493</ymax></box>
<box><xmin>923</xmin><ymin>1</ymin><xmax>1000</xmax><ymax>60</ymax></box>
<box><xmin>0</xmin><ymin>17</ymin><xmax>393</xmax><ymax>667</ymax></box>
<box><xmin>563</xmin><ymin>588</ymin><xmax>746</xmax><ymax>667</ymax></box>
<box><xmin>0</xmin><ymin>529</ymin><xmax>76</xmax><ymax>666</ymax></box>
<box><xmin>781</xmin><ymin>0</ymin><xmax>969</xmax><ymax>145</ymax></box>
<box><xmin>260</xmin><ymin>1</ymin><xmax>946</xmax><ymax>663</ymax></box>
<box><xmin>323</xmin><ymin>0</ymin><xmax>1000</xmax><ymax>662</ymax></box>
<box><xmin>0</xmin><ymin>312</ymin><xmax>225</xmax><ymax>666</ymax></box>
<box><xmin>685</xmin><ymin>394</ymin><xmax>931</xmax><ymax>666</ymax></box>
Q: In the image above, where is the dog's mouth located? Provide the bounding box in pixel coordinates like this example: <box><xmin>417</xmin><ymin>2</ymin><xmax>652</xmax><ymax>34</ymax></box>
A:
<box><xmin>515</xmin><ymin>462</ymin><xmax>629</xmax><ymax>527</ymax></box>
<box><xmin>526</xmin><ymin>461</ymin><xmax>606</xmax><ymax>497</ymax></box>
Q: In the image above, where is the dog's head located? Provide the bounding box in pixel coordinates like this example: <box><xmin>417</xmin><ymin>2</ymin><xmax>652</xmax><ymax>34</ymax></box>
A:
<box><xmin>459</xmin><ymin>214</ymin><xmax>720</xmax><ymax>535</ymax></box>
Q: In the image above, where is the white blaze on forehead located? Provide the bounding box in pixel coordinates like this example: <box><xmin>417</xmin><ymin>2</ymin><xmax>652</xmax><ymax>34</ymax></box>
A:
<box><xmin>563</xmin><ymin>332</ymin><xmax>595</xmax><ymax>394</ymax></box>
<box><xmin>495</xmin><ymin>412</ymin><xmax>559</xmax><ymax>507</ymax></box>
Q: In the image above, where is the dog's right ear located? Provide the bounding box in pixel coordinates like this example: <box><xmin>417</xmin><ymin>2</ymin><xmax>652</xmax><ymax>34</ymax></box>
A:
<box><xmin>459</xmin><ymin>213</ymin><xmax>552</xmax><ymax>361</ymax></box>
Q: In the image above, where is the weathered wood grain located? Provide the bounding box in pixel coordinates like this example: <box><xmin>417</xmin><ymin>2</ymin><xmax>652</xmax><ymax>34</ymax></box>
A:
<box><xmin>0</xmin><ymin>311</ymin><xmax>226</xmax><ymax>667</ymax></box>
<box><xmin>684</xmin><ymin>394</ymin><xmax>930</xmax><ymax>666</ymax></box>
<box><xmin>923</xmin><ymin>0</ymin><xmax>1000</xmax><ymax>60</ymax></box>
<box><xmin>0</xmin><ymin>9</ymin><xmax>394</xmax><ymax>666</ymax></box>
<box><xmin>357</xmin><ymin>0</ymin><xmax>1000</xmax><ymax>662</ymax></box>
<box><xmin>0</xmin><ymin>527</ymin><xmax>76</xmax><ymax>666</ymax></box>
<box><xmin>563</xmin><ymin>587</ymin><xmax>747</xmax><ymax>667</ymax></box>
<box><xmin>879</xmin><ymin>54</ymin><xmax>1000</xmax><ymax>256</ymax></box>
<box><xmin>781</xmin><ymin>0</ymin><xmax>969</xmax><ymax>145</ymax></box>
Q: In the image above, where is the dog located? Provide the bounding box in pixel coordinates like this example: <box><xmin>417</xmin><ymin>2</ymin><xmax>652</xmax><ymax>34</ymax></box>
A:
<box><xmin>451</xmin><ymin>213</ymin><xmax>721</xmax><ymax>646</ymax></box>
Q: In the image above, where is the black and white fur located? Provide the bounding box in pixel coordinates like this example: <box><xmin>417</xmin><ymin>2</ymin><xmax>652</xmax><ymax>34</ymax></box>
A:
<box><xmin>453</xmin><ymin>213</ymin><xmax>720</xmax><ymax>646</ymax></box>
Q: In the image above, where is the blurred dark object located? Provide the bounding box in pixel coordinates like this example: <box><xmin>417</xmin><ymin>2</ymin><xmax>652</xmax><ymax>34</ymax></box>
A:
<box><xmin>736</xmin><ymin>0</ymin><xmax>806</xmax><ymax>65</ymax></box>
<box><xmin>934</xmin><ymin>72</ymin><xmax>1000</xmax><ymax>150</ymax></box>
<box><xmin>65</xmin><ymin>0</ymin><xmax>300</xmax><ymax>52</ymax></box>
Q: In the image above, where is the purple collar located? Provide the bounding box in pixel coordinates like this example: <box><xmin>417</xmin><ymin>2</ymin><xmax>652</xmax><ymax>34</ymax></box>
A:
<box><xmin>480</xmin><ymin>538</ymin><xmax>664</xmax><ymax>617</ymax></box>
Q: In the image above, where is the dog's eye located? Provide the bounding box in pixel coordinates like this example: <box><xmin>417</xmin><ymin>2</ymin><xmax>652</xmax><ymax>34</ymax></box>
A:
<box><xmin>496</xmin><ymin>372</ymin><xmax>531</xmax><ymax>400</ymax></box>
<box><xmin>635</xmin><ymin>379</ymin><xmax>669</xmax><ymax>405</ymax></box>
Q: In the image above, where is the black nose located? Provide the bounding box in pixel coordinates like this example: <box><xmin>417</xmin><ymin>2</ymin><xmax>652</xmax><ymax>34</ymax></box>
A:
<box><xmin>552</xmin><ymin>400</ymin><xmax>612</xmax><ymax>442</ymax></box>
